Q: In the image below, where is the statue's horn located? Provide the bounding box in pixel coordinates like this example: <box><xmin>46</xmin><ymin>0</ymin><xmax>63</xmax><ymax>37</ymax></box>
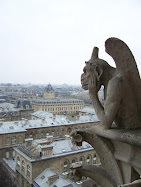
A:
<box><xmin>91</xmin><ymin>47</ymin><xmax>99</xmax><ymax>60</ymax></box>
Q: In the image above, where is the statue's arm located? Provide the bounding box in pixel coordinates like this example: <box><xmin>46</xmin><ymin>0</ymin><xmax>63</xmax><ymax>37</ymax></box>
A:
<box><xmin>89</xmin><ymin>77</ymin><xmax>122</xmax><ymax>129</ymax></box>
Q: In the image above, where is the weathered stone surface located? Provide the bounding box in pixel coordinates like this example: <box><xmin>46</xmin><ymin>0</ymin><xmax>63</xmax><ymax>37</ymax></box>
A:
<box><xmin>81</xmin><ymin>37</ymin><xmax>141</xmax><ymax>130</ymax></box>
<box><xmin>71</xmin><ymin>129</ymin><xmax>123</xmax><ymax>185</ymax></box>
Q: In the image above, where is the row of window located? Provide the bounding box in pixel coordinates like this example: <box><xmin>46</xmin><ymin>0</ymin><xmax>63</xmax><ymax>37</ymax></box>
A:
<box><xmin>27</xmin><ymin>125</ymin><xmax>93</xmax><ymax>139</ymax></box>
<box><xmin>42</xmin><ymin>106</ymin><xmax>83</xmax><ymax>112</ymax></box>
<box><xmin>17</xmin><ymin>157</ymin><xmax>31</xmax><ymax>177</ymax></box>
<box><xmin>6</xmin><ymin>150</ymin><xmax>15</xmax><ymax>159</ymax></box>
<box><xmin>5</xmin><ymin>136</ymin><xmax>23</xmax><ymax>146</ymax></box>
<box><xmin>28</xmin><ymin>128</ymin><xmax>66</xmax><ymax>139</ymax></box>
<box><xmin>63</xmin><ymin>154</ymin><xmax>96</xmax><ymax>172</ymax></box>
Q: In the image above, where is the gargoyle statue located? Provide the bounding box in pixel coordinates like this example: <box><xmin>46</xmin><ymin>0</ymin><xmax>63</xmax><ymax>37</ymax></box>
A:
<box><xmin>81</xmin><ymin>37</ymin><xmax>141</xmax><ymax>129</ymax></box>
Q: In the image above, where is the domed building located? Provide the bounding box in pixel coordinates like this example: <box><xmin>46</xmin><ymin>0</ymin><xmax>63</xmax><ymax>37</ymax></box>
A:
<box><xmin>43</xmin><ymin>83</ymin><xmax>55</xmax><ymax>99</ymax></box>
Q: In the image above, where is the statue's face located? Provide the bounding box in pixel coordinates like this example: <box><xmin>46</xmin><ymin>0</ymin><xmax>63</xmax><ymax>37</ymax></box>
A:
<box><xmin>81</xmin><ymin>60</ymin><xmax>101</xmax><ymax>91</ymax></box>
<box><xmin>81</xmin><ymin>61</ymin><xmax>95</xmax><ymax>90</ymax></box>
<box><xmin>81</xmin><ymin>72</ymin><xmax>88</xmax><ymax>90</ymax></box>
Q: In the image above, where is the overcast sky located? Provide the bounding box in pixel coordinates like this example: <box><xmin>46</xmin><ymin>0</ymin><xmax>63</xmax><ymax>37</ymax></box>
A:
<box><xmin>0</xmin><ymin>0</ymin><xmax>141</xmax><ymax>85</ymax></box>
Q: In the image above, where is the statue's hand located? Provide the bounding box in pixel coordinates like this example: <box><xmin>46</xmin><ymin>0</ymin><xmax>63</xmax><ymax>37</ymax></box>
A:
<box><xmin>88</xmin><ymin>73</ymin><xmax>99</xmax><ymax>93</ymax></box>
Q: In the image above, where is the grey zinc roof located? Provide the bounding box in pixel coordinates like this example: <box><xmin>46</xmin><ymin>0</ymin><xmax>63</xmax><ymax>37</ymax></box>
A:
<box><xmin>3</xmin><ymin>158</ymin><xmax>16</xmax><ymax>172</ymax></box>
<box><xmin>30</xmin><ymin>98</ymin><xmax>84</xmax><ymax>104</ymax></box>
<box><xmin>33</xmin><ymin>168</ymin><xmax>78</xmax><ymax>187</ymax></box>
<box><xmin>50</xmin><ymin>178</ymin><xmax>73</xmax><ymax>187</ymax></box>
<box><xmin>33</xmin><ymin>169</ymin><xmax>55</xmax><ymax>187</ymax></box>
<box><xmin>77</xmin><ymin>115</ymin><xmax>98</xmax><ymax>122</ymax></box>
<box><xmin>0</xmin><ymin>111</ymin><xmax>98</xmax><ymax>134</ymax></box>
<box><xmin>44</xmin><ymin>83</ymin><xmax>54</xmax><ymax>92</ymax></box>
<box><xmin>32</xmin><ymin>111</ymin><xmax>98</xmax><ymax>125</ymax></box>
<box><xmin>0</xmin><ymin>102</ymin><xmax>19</xmax><ymax>112</ymax></box>
<box><xmin>52</xmin><ymin>138</ymin><xmax>92</xmax><ymax>155</ymax></box>
<box><xmin>0</xmin><ymin>121</ymin><xmax>26</xmax><ymax>134</ymax></box>
<box><xmin>16</xmin><ymin>136</ymin><xmax>93</xmax><ymax>160</ymax></box>
<box><xmin>32</xmin><ymin>111</ymin><xmax>53</xmax><ymax>119</ymax></box>
<box><xmin>79</xmin><ymin>107</ymin><xmax>96</xmax><ymax>114</ymax></box>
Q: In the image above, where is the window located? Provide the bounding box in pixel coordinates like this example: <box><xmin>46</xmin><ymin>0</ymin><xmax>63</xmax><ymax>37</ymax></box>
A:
<box><xmin>93</xmin><ymin>154</ymin><xmax>96</xmax><ymax>164</ymax></box>
<box><xmin>67</xmin><ymin>128</ymin><xmax>72</xmax><ymax>135</ymax></box>
<box><xmin>72</xmin><ymin>159</ymin><xmax>75</xmax><ymax>163</ymax></box>
<box><xmin>36</xmin><ymin>132</ymin><xmax>39</xmax><ymax>139</ymax></box>
<box><xmin>27</xmin><ymin>165</ymin><xmax>31</xmax><ymax>177</ymax></box>
<box><xmin>22</xmin><ymin>160</ymin><xmax>25</xmax><ymax>172</ymax></box>
<box><xmin>80</xmin><ymin>157</ymin><xmax>84</xmax><ymax>164</ymax></box>
<box><xmin>46</xmin><ymin>131</ymin><xmax>49</xmax><ymax>136</ymax></box>
<box><xmin>64</xmin><ymin>161</ymin><xmax>68</xmax><ymax>172</ymax></box>
<box><xmin>11</xmin><ymin>136</ymin><xmax>16</xmax><ymax>145</ymax></box>
<box><xmin>87</xmin><ymin>156</ymin><xmax>90</xmax><ymax>165</ymax></box>
<box><xmin>57</xmin><ymin>129</ymin><xmax>59</xmax><ymax>136</ymax></box>
<box><xmin>17</xmin><ymin>156</ymin><xmax>20</xmax><ymax>167</ymax></box>
<box><xmin>6</xmin><ymin>151</ymin><xmax>9</xmax><ymax>159</ymax></box>
<box><xmin>12</xmin><ymin>151</ymin><xmax>15</xmax><ymax>157</ymax></box>
<box><xmin>62</xmin><ymin>129</ymin><xmax>64</xmax><ymax>136</ymax></box>
<box><xmin>52</xmin><ymin>130</ymin><xmax>54</xmax><ymax>136</ymax></box>
<box><xmin>26</xmin><ymin>105</ymin><xmax>29</xmax><ymax>109</ymax></box>
<box><xmin>41</xmin><ymin>131</ymin><xmax>44</xmax><ymax>138</ymax></box>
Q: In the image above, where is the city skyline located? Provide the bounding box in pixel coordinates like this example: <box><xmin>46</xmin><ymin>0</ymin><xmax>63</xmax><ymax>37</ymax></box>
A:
<box><xmin>0</xmin><ymin>0</ymin><xmax>141</xmax><ymax>85</ymax></box>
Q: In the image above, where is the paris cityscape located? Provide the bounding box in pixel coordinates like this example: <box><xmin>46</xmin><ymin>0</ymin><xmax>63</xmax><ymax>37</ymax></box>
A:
<box><xmin>0</xmin><ymin>82</ymin><xmax>103</xmax><ymax>186</ymax></box>
<box><xmin>0</xmin><ymin>0</ymin><xmax>141</xmax><ymax>187</ymax></box>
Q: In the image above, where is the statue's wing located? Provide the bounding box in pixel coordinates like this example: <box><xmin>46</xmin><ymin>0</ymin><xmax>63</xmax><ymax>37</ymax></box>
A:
<box><xmin>105</xmin><ymin>37</ymin><xmax>141</xmax><ymax>120</ymax></box>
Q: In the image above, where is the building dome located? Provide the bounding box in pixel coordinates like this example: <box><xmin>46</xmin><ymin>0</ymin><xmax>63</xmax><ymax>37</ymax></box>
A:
<box><xmin>44</xmin><ymin>84</ymin><xmax>55</xmax><ymax>99</ymax></box>
<box><xmin>45</xmin><ymin>84</ymin><xmax>54</xmax><ymax>92</ymax></box>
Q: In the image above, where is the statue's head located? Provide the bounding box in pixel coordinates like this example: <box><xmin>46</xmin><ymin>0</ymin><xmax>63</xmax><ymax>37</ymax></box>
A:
<box><xmin>81</xmin><ymin>47</ymin><xmax>112</xmax><ymax>91</ymax></box>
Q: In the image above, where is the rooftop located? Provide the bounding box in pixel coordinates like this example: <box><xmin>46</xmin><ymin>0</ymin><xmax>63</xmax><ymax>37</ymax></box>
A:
<box><xmin>16</xmin><ymin>136</ymin><xmax>93</xmax><ymax>160</ymax></box>
<box><xmin>33</xmin><ymin>168</ymin><xmax>78</xmax><ymax>187</ymax></box>
<box><xmin>0</xmin><ymin>102</ymin><xmax>19</xmax><ymax>112</ymax></box>
<box><xmin>0</xmin><ymin>112</ymin><xmax>98</xmax><ymax>134</ymax></box>
<box><xmin>30</xmin><ymin>98</ymin><xmax>84</xmax><ymax>104</ymax></box>
<box><xmin>79</xmin><ymin>107</ymin><xmax>96</xmax><ymax>115</ymax></box>
<box><xmin>3</xmin><ymin>158</ymin><xmax>16</xmax><ymax>172</ymax></box>
<box><xmin>44</xmin><ymin>83</ymin><xmax>54</xmax><ymax>92</ymax></box>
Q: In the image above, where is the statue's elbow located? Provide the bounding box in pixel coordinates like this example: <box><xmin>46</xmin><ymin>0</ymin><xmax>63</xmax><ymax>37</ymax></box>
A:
<box><xmin>101</xmin><ymin>119</ymin><xmax>112</xmax><ymax>130</ymax></box>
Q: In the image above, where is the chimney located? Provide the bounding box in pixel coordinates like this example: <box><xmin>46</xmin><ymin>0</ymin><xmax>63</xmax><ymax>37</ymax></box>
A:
<box><xmin>42</xmin><ymin>118</ymin><xmax>45</xmax><ymax>124</ymax></box>
<box><xmin>76</xmin><ymin>181</ymin><xmax>83</xmax><ymax>187</ymax></box>
<box><xmin>25</xmin><ymin>138</ymin><xmax>33</xmax><ymax>147</ymax></box>
<box><xmin>14</xmin><ymin>121</ymin><xmax>18</xmax><ymax>126</ymax></box>
<box><xmin>24</xmin><ymin>119</ymin><xmax>28</xmax><ymax>125</ymax></box>
<box><xmin>62</xmin><ymin>172</ymin><xmax>69</xmax><ymax>179</ymax></box>
<box><xmin>48</xmin><ymin>175</ymin><xmax>59</xmax><ymax>186</ymax></box>
<box><xmin>40</xmin><ymin>144</ymin><xmax>53</xmax><ymax>157</ymax></box>
<box><xmin>65</xmin><ymin>135</ymin><xmax>70</xmax><ymax>140</ymax></box>
<box><xmin>46</xmin><ymin>135</ymin><xmax>53</xmax><ymax>143</ymax></box>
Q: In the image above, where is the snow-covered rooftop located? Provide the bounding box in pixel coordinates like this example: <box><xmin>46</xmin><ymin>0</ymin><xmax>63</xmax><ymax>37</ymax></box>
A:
<box><xmin>0</xmin><ymin>102</ymin><xmax>19</xmax><ymax>112</ymax></box>
<box><xmin>0</xmin><ymin>121</ymin><xmax>26</xmax><ymax>134</ymax></box>
<box><xmin>0</xmin><ymin>111</ymin><xmax>98</xmax><ymax>134</ymax></box>
<box><xmin>16</xmin><ymin>136</ymin><xmax>93</xmax><ymax>160</ymax></box>
<box><xmin>33</xmin><ymin>168</ymin><xmax>78</xmax><ymax>187</ymax></box>
<box><xmin>30</xmin><ymin>98</ymin><xmax>84</xmax><ymax>104</ymax></box>
<box><xmin>32</xmin><ymin>111</ymin><xmax>53</xmax><ymax>119</ymax></box>
<box><xmin>79</xmin><ymin>107</ymin><xmax>96</xmax><ymax>115</ymax></box>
